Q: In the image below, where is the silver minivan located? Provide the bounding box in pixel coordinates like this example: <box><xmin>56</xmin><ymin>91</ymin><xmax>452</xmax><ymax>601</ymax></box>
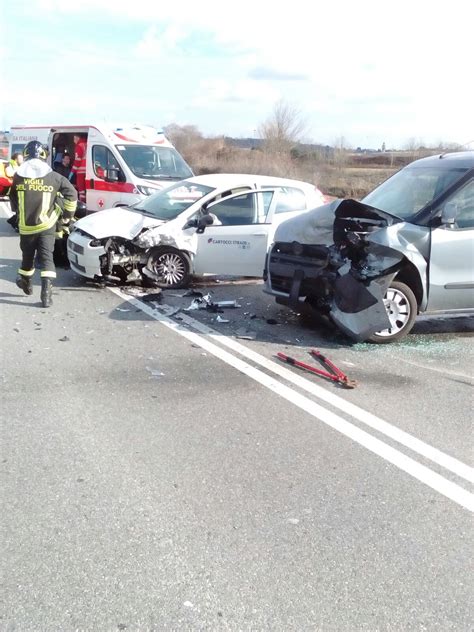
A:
<box><xmin>264</xmin><ymin>151</ymin><xmax>474</xmax><ymax>342</ymax></box>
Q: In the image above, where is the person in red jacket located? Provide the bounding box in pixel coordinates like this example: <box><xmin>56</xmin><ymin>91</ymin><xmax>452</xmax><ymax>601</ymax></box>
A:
<box><xmin>70</xmin><ymin>134</ymin><xmax>87</xmax><ymax>203</ymax></box>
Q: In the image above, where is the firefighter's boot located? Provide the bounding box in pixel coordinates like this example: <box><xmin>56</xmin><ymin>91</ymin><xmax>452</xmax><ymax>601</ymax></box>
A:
<box><xmin>41</xmin><ymin>278</ymin><xmax>53</xmax><ymax>308</ymax></box>
<box><xmin>16</xmin><ymin>274</ymin><xmax>33</xmax><ymax>296</ymax></box>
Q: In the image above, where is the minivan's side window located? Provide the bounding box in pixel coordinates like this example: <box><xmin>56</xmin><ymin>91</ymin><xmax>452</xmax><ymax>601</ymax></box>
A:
<box><xmin>444</xmin><ymin>179</ymin><xmax>474</xmax><ymax>229</ymax></box>
<box><xmin>92</xmin><ymin>145</ymin><xmax>125</xmax><ymax>182</ymax></box>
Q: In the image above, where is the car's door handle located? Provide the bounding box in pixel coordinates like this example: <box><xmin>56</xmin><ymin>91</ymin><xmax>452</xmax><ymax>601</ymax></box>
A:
<box><xmin>253</xmin><ymin>232</ymin><xmax>267</xmax><ymax>236</ymax></box>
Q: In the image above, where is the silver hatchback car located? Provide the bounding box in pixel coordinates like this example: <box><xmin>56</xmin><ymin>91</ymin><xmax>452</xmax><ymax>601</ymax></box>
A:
<box><xmin>264</xmin><ymin>152</ymin><xmax>474</xmax><ymax>343</ymax></box>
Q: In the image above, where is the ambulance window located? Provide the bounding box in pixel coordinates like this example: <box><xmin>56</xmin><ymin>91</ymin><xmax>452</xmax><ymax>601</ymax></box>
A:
<box><xmin>11</xmin><ymin>144</ymin><xmax>25</xmax><ymax>155</ymax></box>
<box><xmin>92</xmin><ymin>145</ymin><xmax>125</xmax><ymax>182</ymax></box>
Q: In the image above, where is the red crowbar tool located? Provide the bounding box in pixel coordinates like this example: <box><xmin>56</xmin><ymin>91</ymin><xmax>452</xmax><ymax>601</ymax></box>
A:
<box><xmin>277</xmin><ymin>349</ymin><xmax>357</xmax><ymax>389</ymax></box>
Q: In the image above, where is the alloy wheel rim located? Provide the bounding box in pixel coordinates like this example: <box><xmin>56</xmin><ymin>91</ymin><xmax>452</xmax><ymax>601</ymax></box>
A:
<box><xmin>376</xmin><ymin>288</ymin><xmax>411</xmax><ymax>337</ymax></box>
<box><xmin>154</xmin><ymin>253</ymin><xmax>186</xmax><ymax>285</ymax></box>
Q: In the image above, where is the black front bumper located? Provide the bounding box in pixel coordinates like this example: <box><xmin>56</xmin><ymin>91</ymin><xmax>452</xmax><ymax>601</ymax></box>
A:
<box><xmin>265</xmin><ymin>242</ymin><xmax>330</xmax><ymax>305</ymax></box>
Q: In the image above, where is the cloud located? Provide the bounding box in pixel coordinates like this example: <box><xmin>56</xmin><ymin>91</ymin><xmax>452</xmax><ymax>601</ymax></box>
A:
<box><xmin>191</xmin><ymin>79</ymin><xmax>280</xmax><ymax>109</ymax></box>
<box><xmin>134</xmin><ymin>24</ymin><xmax>188</xmax><ymax>59</ymax></box>
<box><xmin>248</xmin><ymin>66</ymin><xmax>309</xmax><ymax>81</ymax></box>
<box><xmin>6</xmin><ymin>0</ymin><xmax>473</xmax><ymax>146</ymax></box>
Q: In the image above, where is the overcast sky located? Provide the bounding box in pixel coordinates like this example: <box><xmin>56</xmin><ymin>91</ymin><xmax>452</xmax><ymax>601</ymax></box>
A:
<box><xmin>1</xmin><ymin>0</ymin><xmax>472</xmax><ymax>148</ymax></box>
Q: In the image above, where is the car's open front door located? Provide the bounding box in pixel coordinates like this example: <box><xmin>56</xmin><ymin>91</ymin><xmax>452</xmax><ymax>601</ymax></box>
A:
<box><xmin>193</xmin><ymin>190</ymin><xmax>277</xmax><ymax>277</ymax></box>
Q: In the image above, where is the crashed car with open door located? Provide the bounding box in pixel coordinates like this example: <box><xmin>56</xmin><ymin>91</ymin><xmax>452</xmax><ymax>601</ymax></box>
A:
<box><xmin>264</xmin><ymin>151</ymin><xmax>474</xmax><ymax>343</ymax></box>
<box><xmin>67</xmin><ymin>174</ymin><xmax>325</xmax><ymax>287</ymax></box>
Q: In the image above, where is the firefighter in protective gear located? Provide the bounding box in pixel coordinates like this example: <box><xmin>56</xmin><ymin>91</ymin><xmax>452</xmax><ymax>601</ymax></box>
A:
<box><xmin>70</xmin><ymin>134</ymin><xmax>87</xmax><ymax>204</ymax></box>
<box><xmin>9</xmin><ymin>140</ymin><xmax>77</xmax><ymax>308</ymax></box>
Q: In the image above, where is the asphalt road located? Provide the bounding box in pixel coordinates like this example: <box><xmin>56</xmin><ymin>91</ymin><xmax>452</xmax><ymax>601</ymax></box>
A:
<box><xmin>1</xmin><ymin>201</ymin><xmax>473</xmax><ymax>631</ymax></box>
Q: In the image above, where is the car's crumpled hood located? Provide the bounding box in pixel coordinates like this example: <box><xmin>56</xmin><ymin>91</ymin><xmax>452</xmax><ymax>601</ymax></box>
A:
<box><xmin>74</xmin><ymin>207</ymin><xmax>162</xmax><ymax>239</ymax></box>
<box><xmin>134</xmin><ymin>215</ymin><xmax>199</xmax><ymax>255</ymax></box>
<box><xmin>274</xmin><ymin>199</ymin><xmax>341</xmax><ymax>246</ymax></box>
<box><xmin>333</xmin><ymin>199</ymin><xmax>430</xmax><ymax>278</ymax></box>
<box><xmin>274</xmin><ymin>198</ymin><xmax>401</xmax><ymax>246</ymax></box>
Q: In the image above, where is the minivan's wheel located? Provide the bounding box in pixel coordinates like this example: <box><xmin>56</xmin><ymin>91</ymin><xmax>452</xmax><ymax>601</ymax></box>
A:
<box><xmin>368</xmin><ymin>281</ymin><xmax>417</xmax><ymax>344</ymax></box>
<box><xmin>146</xmin><ymin>247</ymin><xmax>191</xmax><ymax>288</ymax></box>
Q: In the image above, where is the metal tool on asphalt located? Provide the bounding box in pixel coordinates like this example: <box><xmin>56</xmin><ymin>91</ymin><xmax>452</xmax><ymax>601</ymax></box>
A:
<box><xmin>276</xmin><ymin>349</ymin><xmax>357</xmax><ymax>388</ymax></box>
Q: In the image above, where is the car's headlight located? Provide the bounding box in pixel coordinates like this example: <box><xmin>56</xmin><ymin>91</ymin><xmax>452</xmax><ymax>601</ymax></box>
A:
<box><xmin>137</xmin><ymin>185</ymin><xmax>157</xmax><ymax>196</ymax></box>
<box><xmin>90</xmin><ymin>239</ymin><xmax>103</xmax><ymax>247</ymax></box>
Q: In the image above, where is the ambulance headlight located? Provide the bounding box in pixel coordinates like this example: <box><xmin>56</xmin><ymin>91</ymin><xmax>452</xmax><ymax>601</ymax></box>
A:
<box><xmin>137</xmin><ymin>185</ymin><xmax>157</xmax><ymax>196</ymax></box>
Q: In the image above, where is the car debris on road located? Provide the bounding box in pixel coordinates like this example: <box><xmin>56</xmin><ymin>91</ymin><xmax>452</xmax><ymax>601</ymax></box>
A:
<box><xmin>183</xmin><ymin>292</ymin><xmax>241</xmax><ymax>313</ymax></box>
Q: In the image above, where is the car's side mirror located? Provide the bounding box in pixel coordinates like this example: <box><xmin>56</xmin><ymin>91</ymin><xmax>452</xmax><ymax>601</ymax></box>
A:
<box><xmin>441</xmin><ymin>200</ymin><xmax>458</xmax><ymax>226</ymax></box>
<box><xmin>183</xmin><ymin>218</ymin><xmax>198</xmax><ymax>230</ymax></box>
<box><xmin>196</xmin><ymin>214</ymin><xmax>214</xmax><ymax>234</ymax></box>
<box><xmin>106</xmin><ymin>168</ymin><xmax>119</xmax><ymax>182</ymax></box>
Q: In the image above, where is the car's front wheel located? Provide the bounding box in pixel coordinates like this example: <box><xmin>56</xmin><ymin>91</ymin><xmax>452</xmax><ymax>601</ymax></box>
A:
<box><xmin>146</xmin><ymin>247</ymin><xmax>191</xmax><ymax>288</ymax></box>
<box><xmin>368</xmin><ymin>281</ymin><xmax>417</xmax><ymax>344</ymax></box>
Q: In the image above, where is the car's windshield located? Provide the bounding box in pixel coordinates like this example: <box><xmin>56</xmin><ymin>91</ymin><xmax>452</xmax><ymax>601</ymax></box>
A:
<box><xmin>116</xmin><ymin>144</ymin><xmax>193</xmax><ymax>180</ymax></box>
<box><xmin>362</xmin><ymin>166</ymin><xmax>469</xmax><ymax>219</ymax></box>
<box><xmin>132</xmin><ymin>181</ymin><xmax>214</xmax><ymax>220</ymax></box>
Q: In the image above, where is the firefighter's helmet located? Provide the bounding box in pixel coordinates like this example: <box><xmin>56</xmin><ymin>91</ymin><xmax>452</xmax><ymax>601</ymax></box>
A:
<box><xmin>23</xmin><ymin>141</ymin><xmax>48</xmax><ymax>161</ymax></box>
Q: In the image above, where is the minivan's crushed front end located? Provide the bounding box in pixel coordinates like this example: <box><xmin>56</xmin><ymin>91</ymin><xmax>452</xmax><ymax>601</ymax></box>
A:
<box><xmin>265</xmin><ymin>199</ymin><xmax>429</xmax><ymax>341</ymax></box>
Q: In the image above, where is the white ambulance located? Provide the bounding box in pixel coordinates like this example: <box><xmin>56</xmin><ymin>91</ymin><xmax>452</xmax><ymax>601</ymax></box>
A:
<box><xmin>8</xmin><ymin>124</ymin><xmax>194</xmax><ymax>212</ymax></box>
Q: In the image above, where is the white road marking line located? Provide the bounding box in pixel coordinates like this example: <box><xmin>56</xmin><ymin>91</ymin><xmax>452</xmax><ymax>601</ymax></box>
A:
<box><xmin>110</xmin><ymin>288</ymin><xmax>474</xmax><ymax>512</ymax></box>
<box><xmin>141</xmin><ymin>298</ymin><xmax>474</xmax><ymax>485</ymax></box>
<box><xmin>0</xmin><ymin>201</ymin><xmax>13</xmax><ymax>219</ymax></box>
<box><xmin>396</xmin><ymin>357</ymin><xmax>474</xmax><ymax>382</ymax></box>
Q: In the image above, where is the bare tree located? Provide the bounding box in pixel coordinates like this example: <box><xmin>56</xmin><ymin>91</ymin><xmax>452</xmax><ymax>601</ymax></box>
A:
<box><xmin>258</xmin><ymin>99</ymin><xmax>308</xmax><ymax>154</ymax></box>
<box><xmin>404</xmin><ymin>136</ymin><xmax>426</xmax><ymax>160</ymax></box>
<box><xmin>333</xmin><ymin>135</ymin><xmax>351</xmax><ymax>170</ymax></box>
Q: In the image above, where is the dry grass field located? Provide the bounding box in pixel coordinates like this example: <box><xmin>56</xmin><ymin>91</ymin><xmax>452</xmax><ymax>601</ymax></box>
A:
<box><xmin>166</xmin><ymin>128</ymin><xmax>444</xmax><ymax>199</ymax></box>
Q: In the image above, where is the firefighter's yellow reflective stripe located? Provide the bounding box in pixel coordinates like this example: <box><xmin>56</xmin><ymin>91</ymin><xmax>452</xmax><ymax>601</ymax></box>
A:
<box><xmin>40</xmin><ymin>271</ymin><xmax>56</xmax><ymax>278</ymax></box>
<box><xmin>18</xmin><ymin>268</ymin><xmax>35</xmax><ymax>276</ymax></box>
<box><xmin>39</xmin><ymin>192</ymin><xmax>52</xmax><ymax>224</ymax></box>
<box><xmin>19</xmin><ymin>206</ymin><xmax>61</xmax><ymax>234</ymax></box>
<box><xmin>18</xmin><ymin>190</ymin><xmax>25</xmax><ymax>229</ymax></box>
<box><xmin>63</xmin><ymin>199</ymin><xmax>77</xmax><ymax>212</ymax></box>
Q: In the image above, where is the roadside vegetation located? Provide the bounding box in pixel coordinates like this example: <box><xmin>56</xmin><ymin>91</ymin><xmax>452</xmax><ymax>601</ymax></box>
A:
<box><xmin>165</xmin><ymin>101</ymin><xmax>463</xmax><ymax>199</ymax></box>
